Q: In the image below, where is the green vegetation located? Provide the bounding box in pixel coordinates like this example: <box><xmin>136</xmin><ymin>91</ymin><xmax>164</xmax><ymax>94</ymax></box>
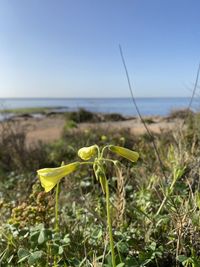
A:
<box><xmin>142</xmin><ymin>118</ymin><xmax>155</xmax><ymax>124</ymax></box>
<box><xmin>2</xmin><ymin>107</ymin><xmax>64</xmax><ymax>114</ymax></box>
<box><xmin>167</xmin><ymin>109</ymin><xmax>194</xmax><ymax>120</ymax></box>
<box><xmin>65</xmin><ymin>108</ymin><xmax>126</xmax><ymax>123</ymax></box>
<box><xmin>0</xmin><ymin>111</ymin><xmax>200</xmax><ymax>266</ymax></box>
<box><xmin>1</xmin><ymin>107</ymin><xmax>127</xmax><ymax>126</ymax></box>
<box><xmin>65</xmin><ymin>108</ymin><xmax>96</xmax><ymax>123</ymax></box>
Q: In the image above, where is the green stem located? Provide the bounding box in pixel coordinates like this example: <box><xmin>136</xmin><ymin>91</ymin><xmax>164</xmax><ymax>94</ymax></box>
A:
<box><xmin>55</xmin><ymin>181</ymin><xmax>60</xmax><ymax>232</ymax></box>
<box><xmin>101</xmin><ymin>145</ymin><xmax>110</xmax><ymax>158</ymax></box>
<box><xmin>99</xmin><ymin>158</ymin><xmax>116</xmax><ymax>164</ymax></box>
<box><xmin>53</xmin><ymin>182</ymin><xmax>60</xmax><ymax>267</ymax></box>
<box><xmin>80</xmin><ymin>161</ymin><xmax>94</xmax><ymax>165</ymax></box>
<box><xmin>95</xmin><ymin>144</ymin><xmax>101</xmax><ymax>158</ymax></box>
<box><xmin>105</xmin><ymin>180</ymin><xmax>116</xmax><ymax>267</ymax></box>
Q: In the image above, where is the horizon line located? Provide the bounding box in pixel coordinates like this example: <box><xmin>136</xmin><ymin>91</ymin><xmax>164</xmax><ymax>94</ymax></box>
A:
<box><xmin>0</xmin><ymin>96</ymin><xmax>196</xmax><ymax>99</ymax></box>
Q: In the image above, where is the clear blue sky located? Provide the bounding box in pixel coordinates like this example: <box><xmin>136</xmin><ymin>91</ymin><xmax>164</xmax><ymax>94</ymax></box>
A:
<box><xmin>0</xmin><ymin>0</ymin><xmax>200</xmax><ymax>98</ymax></box>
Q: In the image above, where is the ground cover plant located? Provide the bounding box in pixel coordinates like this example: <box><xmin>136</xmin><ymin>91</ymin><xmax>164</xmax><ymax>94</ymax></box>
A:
<box><xmin>0</xmin><ymin>110</ymin><xmax>200</xmax><ymax>266</ymax></box>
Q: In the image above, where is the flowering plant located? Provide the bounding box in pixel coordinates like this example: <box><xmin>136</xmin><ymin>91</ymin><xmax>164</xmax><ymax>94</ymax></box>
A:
<box><xmin>37</xmin><ymin>144</ymin><xmax>139</xmax><ymax>267</ymax></box>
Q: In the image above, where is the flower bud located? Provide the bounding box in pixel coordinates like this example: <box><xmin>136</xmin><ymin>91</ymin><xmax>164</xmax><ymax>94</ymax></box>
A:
<box><xmin>101</xmin><ymin>135</ymin><xmax>107</xmax><ymax>141</ymax></box>
<box><xmin>78</xmin><ymin>145</ymin><xmax>97</xmax><ymax>160</ymax></box>
<box><xmin>109</xmin><ymin>145</ymin><xmax>139</xmax><ymax>162</ymax></box>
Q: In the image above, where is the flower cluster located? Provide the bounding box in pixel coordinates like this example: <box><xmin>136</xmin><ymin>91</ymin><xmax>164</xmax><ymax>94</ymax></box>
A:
<box><xmin>37</xmin><ymin>145</ymin><xmax>139</xmax><ymax>193</ymax></box>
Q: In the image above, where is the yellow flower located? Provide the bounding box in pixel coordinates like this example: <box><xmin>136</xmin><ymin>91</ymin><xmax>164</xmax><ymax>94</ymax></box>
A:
<box><xmin>109</xmin><ymin>145</ymin><xmax>139</xmax><ymax>162</ymax></box>
<box><xmin>78</xmin><ymin>145</ymin><xmax>97</xmax><ymax>160</ymax></box>
<box><xmin>37</xmin><ymin>162</ymin><xmax>80</xmax><ymax>192</ymax></box>
<box><xmin>101</xmin><ymin>135</ymin><xmax>107</xmax><ymax>141</ymax></box>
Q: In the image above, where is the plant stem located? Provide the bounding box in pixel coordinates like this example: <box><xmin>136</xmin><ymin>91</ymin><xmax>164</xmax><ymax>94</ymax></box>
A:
<box><xmin>53</xmin><ymin>182</ymin><xmax>60</xmax><ymax>267</ymax></box>
<box><xmin>105</xmin><ymin>179</ymin><xmax>116</xmax><ymax>267</ymax></box>
<box><xmin>55</xmin><ymin>181</ymin><xmax>60</xmax><ymax>232</ymax></box>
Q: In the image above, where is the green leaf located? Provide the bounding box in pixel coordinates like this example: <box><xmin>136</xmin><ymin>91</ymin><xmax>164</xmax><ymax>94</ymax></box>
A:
<box><xmin>17</xmin><ymin>248</ymin><xmax>30</xmax><ymax>263</ymax></box>
<box><xmin>38</xmin><ymin>229</ymin><xmax>45</xmax><ymax>244</ymax></box>
<box><xmin>177</xmin><ymin>255</ymin><xmax>188</xmax><ymax>263</ymax></box>
<box><xmin>97</xmin><ymin>229</ymin><xmax>103</xmax><ymax>239</ymax></box>
<box><xmin>99</xmin><ymin>170</ymin><xmax>107</xmax><ymax>194</ymax></box>
<box><xmin>30</xmin><ymin>231</ymin><xmax>40</xmax><ymax>244</ymax></box>
<box><xmin>116</xmin><ymin>263</ymin><xmax>125</xmax><ymax>267</ymax></box>
<box><xmin>58</xmin><ymin>246</ymin><xmax>64</xmax><ymax>255</ymax></box>
<box><xmin>38</xmin><ymin>229</ymin><xmax>51</xmax><ymax>244</ymax></box>
<box><xmin>94</xmin><ymin>166</ymin><xmax>107</xmax><ymax>194</ymax></box>
<box><xmin>28</xmin><ymin>251</ymin><xmax>43</xmax><ymax>265</ymax></box>
<box><xmin>62</xmin><ymin>234</ymin><xmax>70</xmax><ymax>245</ymax></box>
<box><xmin>149</xmin><ymin>242</ymin><xmax>157</xmax><ymax>251</ymax></box>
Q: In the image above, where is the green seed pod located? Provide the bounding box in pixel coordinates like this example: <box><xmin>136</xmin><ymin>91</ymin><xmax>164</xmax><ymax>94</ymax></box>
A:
<box><xmin>109</xmin><ymin>145</ymin><xmax>139</xmax><ymax>162</ymax></box>
<box><xmin>78</xmin><ymin>145</ymin><xmax>97</xmax><ymax>160</ymax></box>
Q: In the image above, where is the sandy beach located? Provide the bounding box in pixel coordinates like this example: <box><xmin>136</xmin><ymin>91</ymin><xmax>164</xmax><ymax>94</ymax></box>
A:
<box><xmin>1</xmin><ymin>113</ymin><xmax>183</xmax><ymax>146</ymax></box>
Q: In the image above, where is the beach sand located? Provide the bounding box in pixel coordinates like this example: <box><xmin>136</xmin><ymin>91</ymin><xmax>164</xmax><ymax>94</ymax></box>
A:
<box><xmin>1</xmin><ymin>114</ymin><xmax>183</xmax><ymax>146</ymax></box>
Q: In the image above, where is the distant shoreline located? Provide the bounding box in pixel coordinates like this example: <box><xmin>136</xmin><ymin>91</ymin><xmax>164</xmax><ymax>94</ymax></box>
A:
<box><xmin>0</xmin><ymin>106</ymin><xmax>193</xmax><ymax>122</ymax></box>
<box><xmin>0</xmin><ymin>97</ymin><xmax>198</xmax><ymax>117</ymax></box>
<box><xmin>0</xmin><ymin>108</ymin><xmax>190</xmax><ymax>146</ymax></box>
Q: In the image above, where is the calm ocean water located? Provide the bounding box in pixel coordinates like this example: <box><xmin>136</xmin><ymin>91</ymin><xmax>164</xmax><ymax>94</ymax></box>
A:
<box><xmin>0</xmin><ymin>97</ymin><xmax>199</xmax><ymax>119</ymax></box>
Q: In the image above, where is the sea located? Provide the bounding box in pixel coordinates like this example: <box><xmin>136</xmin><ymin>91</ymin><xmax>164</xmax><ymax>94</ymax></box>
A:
<box><xmin>0</xmin><ymin>97</ymin><xmax>199</xmax><ymax>120</ymax></box>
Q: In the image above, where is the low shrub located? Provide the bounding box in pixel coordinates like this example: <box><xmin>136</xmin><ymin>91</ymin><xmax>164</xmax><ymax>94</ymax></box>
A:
<box><xmin>65</xmin><ymin>108</ymin><xmax>97</xmax><ymax>123</ymax></box>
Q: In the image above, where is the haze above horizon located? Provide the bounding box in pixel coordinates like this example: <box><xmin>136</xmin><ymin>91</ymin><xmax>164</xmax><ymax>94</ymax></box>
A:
<box><xmin>0</xmin><ymin>0</ymin><xmax>200</xmax><ymax>98</ymax></box>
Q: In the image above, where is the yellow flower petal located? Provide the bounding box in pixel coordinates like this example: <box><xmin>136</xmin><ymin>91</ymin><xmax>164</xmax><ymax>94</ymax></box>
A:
<box><xmin>37</xmin><ymin>162</ymin><xmax>80</xmax><ymax>192</ymax></box>
<box><xmin>78</xmin><ymin>145</ymin><xmax>97</xmax><ymax>160</ymax></box>
<box><xmin>109</xmin><ymin>145</ymin><xmax>139</xmax><ymax>162</ymax></box>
